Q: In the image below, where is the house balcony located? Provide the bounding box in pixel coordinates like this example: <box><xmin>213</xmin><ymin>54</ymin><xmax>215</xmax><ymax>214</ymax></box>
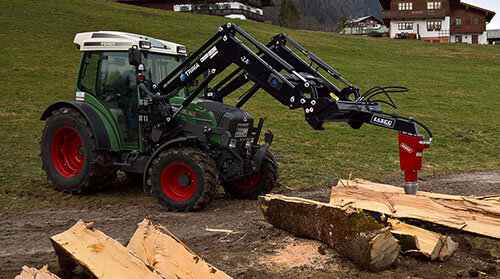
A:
<box><xmin>381</xmin><ymin>9</ymin><xmax>447</xmax><ymax>20</ymax></box>
<box><xmin>187</xmin><ymin>7</ymin><xmax>265</xmax><ymax>22</ymax></box>
<box><xmin>450</xmin><ymin>24</ymin><xmax>486</xmax><ymax>34</ymax></box>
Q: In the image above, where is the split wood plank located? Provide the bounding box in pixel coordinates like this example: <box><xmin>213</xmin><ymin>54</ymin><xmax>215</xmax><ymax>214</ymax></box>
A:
<box><xmin>127</xmin><ymin>219</ymin><xmax>232</xmax><ymax>279</ymax></box>
<box><xmin>259</xmin><ymin>194</ymin><xmax>399</xmax><ymax>271</ymax></box>
<box><xmin>387</xmin><ymin>218</ymin><xmax>458</xmax><ymax>261</ymax></box>
<box><xmin>15</xmin><ymin>266</ymin><xmax>60</xmax><ymax>279</ymax></box>
<box><xmin>50</xmin><ymin>220</ymin><xmax>163</xmax><ymax>279</ymax></box>
<box><xmin>329</xmin><ymin>179</ymin><xmax>500</xmax><ymax>239</ymax></box>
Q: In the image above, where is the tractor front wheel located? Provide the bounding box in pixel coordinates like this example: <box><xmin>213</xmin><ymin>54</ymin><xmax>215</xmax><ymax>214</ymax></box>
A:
<box><xmin>40</xmin><ymin>107</ymin><xmax>116</xmax><ymax>194</ymax></box>
<box><xmin>223</xmin><ymin>151</ymin><xmax>278</xmax><ymax>199</ymax></box>
<box><xmin>148</xmin><ymin>147</ymin><xmax>219</xmax><ymax>211</ymax></box>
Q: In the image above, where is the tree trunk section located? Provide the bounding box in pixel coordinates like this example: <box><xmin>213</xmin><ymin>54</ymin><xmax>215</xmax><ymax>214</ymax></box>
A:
<box><xmin>127</xmin><ymin>219</ymin><xmax>232</xmax><ymax>279</ymax></box>
<box><xmin>15</xmin><ymin>266</ymin><xmax>59</xmax><ymax>279</ymax></box>
<box><xmin>50</xmin><ymin>220</ymin><xmax>163</xmax><ymax>279</ymax></box>
<box><xmin>387</xmin><ymin>218</ymin><xmax>458</xmax><ymax>261</ymax></box>
<box><xmin>259</xmin><ymin>194</ymin><xmax>399</xmax><ymax>271</ymax></box>
<box><xmin>330</xmin><ymin>179</ymin><xmax>500</xmax><ymax>239</ymax></box>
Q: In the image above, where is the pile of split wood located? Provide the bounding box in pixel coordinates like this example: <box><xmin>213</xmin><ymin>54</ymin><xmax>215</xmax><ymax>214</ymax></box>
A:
<box><xmin>16</xmin><ymin>219</ymin><xmax>232</xmax><ymax>279</ymax></box>
<box><xmin>260</xmin><ymin>179</ymin><xmax>500</xmax><ymax>271</ymax></box>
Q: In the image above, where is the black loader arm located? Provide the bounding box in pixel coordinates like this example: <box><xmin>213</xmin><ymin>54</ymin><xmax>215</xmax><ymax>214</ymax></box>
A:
<box><xmin>138</xmin><ymin>23</ymin><xmax>433</xmax><ymax>194</ymax></box>
<box><xmin>145</xmin><ymin>23</ymin><xmax>431</xmax><ymax>144</ymax></box>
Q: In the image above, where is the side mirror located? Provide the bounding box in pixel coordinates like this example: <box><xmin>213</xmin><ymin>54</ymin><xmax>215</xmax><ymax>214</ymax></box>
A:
<box><xmin>128</xmin><ymin>46</ymin><xmax>141</xmax><ymax>67</ymax></box>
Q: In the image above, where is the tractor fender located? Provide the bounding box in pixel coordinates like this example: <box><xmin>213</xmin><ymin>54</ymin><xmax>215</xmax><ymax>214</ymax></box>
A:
<box><xmin>142</xmin><ymin>136</ymin><xmax>198</xmax><ymax>194</ymax></box>
<box><xmin>40</xmin><ymin>101</ymin><xmax>110</xmax><ymax>150</ymax></box>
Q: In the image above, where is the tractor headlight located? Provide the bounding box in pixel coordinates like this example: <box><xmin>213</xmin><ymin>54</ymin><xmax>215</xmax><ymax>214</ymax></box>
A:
<box><xmin>139</xmin><ymin>41</ymin><xmax>152</xmax><ymax>49</ymax></box>
<box><xmin>229</xmin><ymin>139</ymin><xmax>238</xmax><ymax>149</ymax></box>
<box><xmin>177</xmin><ymin>46</ymin><xmax>187</xmax><ymax>54</ymax></box>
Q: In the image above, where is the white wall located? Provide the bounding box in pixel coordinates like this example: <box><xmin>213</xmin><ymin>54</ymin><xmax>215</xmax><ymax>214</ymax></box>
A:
<box><xmin>451</xmin><ymin>32</ymin><xmax>487</xmax><ymax>44</ymax></box>
<box><xmin>390</xmin><ymin>17</ymin><xmax>450</xmax><ymax>39</ymax></box>
<box><xmin>479</xmin><ymin>31</ymin><xmax>488</xmax><ymax>44</ymax></box>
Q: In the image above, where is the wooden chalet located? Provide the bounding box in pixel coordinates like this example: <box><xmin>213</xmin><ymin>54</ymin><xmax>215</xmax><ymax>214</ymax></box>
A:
<box><xmin>379</xmin><ymin>0</ymin><xmax>496</xmax><ymax>44</ymax></box>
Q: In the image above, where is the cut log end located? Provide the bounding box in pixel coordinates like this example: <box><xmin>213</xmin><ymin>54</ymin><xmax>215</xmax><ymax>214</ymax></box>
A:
<box><xmin>259</xmin><ymin>194</ymin><xmax>399</xmax><ymax>271</ymax></box>
<box><xmin>15</xmin><ymin>266</ymin><xmax>60</xmax><ymax>279</ymax></box>
<box><xmin>127</xmin><ymin>218</ymin><xmax>232</xmax><ymax>279</ymax></box>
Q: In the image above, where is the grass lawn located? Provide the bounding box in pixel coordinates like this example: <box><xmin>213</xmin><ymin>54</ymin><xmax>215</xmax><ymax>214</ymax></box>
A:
<box><xmin>0</xmin><ymin>0</ymin><xmax>499</xmax><ymax>211</ymax></box>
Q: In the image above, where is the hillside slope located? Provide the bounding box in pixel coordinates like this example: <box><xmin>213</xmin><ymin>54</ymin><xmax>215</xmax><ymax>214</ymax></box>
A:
<box><xmin>264</xmin><ymin>0</ymin><xmax>382</xmax><ymax>30</ymax></box>
<box><xmin>0</xmin><ymin>0</ymin><xmax>499</xmax><ymax>210</ymax></box>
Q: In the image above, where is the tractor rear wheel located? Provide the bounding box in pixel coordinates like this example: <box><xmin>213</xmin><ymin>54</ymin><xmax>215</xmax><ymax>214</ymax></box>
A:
<box><xmin>40</xmin><ymin>107</ymin><xmax>116</xmax><ymax>194</ymax></box>
<box><xmin>223</xmin><ymin>150</ymin><xmax>278</xmax><ymax>199</ymax></box>
<box><xmin>147</xmin><ymin>147</ymin><xmax>219</xmax><ymax>211</ymax></box>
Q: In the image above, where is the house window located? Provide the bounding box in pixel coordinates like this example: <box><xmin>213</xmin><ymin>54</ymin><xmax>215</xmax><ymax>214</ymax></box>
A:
<box><xmin>427</xmin><ymin>20</ymin><xmax>442</xmax><ymax>31</ymax></box>
<box><xmin>472</xmin><ymin>18</ymin><xmax>479</xmax><ymax>24</ymax></box>
<box><xmin>427</xmin><ymin>2</ymin><xmax>441</xmax><ymax>9</ymax></box>
<box><xmin>455</xmin><ymin>18</ymin><xmax>462</xmax><ymax>25</ymax></box>
<box><xmin>455</xmin><ymin>36</ymin><xmax>462</xmax><ymax>43</ymax></box>
<box><xmin>398</xmin><ymin>22</ymin><xmax>413</xmax><ymax>30</ymax></box>
<box><xmin>398</xmin><ymin>2</ymin><xmax>413</xmax><ymax>10</ymax></box>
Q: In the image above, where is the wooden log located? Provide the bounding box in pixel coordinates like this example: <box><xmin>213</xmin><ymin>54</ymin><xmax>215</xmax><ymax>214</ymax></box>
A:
<box><xmin>329</xmin><ymin>179</ymin><xmax>500</xmax><ymax>239</ymax></box>
<box><xmin>387</xmin><ymin>218</ymin><xmax>458</xmax><ymax>261</ymax></box>
<box><xmin>15</xmin><ymin>266</ymin><xmax>60</xmax><ymax>279</ymax></box>
<box><xmin>50</xmin><ymin>220</ymin><xmax>163</xmax><ymax>279</ymax></box>
<box><xmin>259</xmin><ymin>194</ymin><xmax>399</xmax><ymax>271</ymax></box>
<box><xmin>127</xmin><ymin>219</ymin><xmax>232</xmax><ymax>279</ymax></box>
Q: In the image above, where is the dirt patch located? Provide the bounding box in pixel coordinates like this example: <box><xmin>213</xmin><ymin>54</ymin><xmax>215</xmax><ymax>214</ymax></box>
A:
<box><xmin>260</xmin><ymin>237</ymin><xmax>336</xmax><ymax>271</ymax></box>
<box><xmin>1</xmin><ymin>171</ymin><xmax>499</xmax><ymax>279</ymax></box>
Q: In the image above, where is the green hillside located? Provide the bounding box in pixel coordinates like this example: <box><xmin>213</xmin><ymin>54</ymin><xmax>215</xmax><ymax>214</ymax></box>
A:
<box><xmin>0</xmin><ymin>0</ymin><xmax>499</xmax><ymax>210</ymax></box>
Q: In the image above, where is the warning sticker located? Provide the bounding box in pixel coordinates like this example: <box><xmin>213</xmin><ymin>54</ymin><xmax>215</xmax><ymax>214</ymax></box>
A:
<box><xmin>75</xmin><ymin>91</ymin><xmax>85</xmax><ymax>101</ymax></box>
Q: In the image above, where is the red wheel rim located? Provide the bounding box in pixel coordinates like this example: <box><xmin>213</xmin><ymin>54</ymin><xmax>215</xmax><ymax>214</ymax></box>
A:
<box><xmin>50</xmin><ymin>126</ymin><xmax>84</xmax><ymax>178</ymax></box>
<box><xmin>160</xmin><ymin>163</ymin><xmax>197</xmax><ymax>202</ymax></box>
<box><xmin>232</xmin><ymin>170</ymin><xmax>262</xmax><ymax>190</ymax></box>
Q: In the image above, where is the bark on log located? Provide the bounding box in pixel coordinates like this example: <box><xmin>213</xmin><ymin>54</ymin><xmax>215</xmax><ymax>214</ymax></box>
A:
<box><xmin>50</xmin><ymin>220</ymin><xmax>163</xmax><ymax>279</ymax></box>
<box><xmin>387</xmin><ymin>218</ymin><xmax>458</xmax><ymax>261</ymax></box>
<box><xmin>259</xmin><ymin>194</ymin><xmax>399</xmax><ymax>271</ymax></box>
<box><xmin>330</xmin><ymin>179</ymin><xmax>500</xmax><ymax>239</ymax></box>
<box><xmin>127</xmin><ymin>219</ymin><xmax>232</xmax><ymax>279</ymax></box>
<box><xmin>15</xmin><ymin>266</ymin><xmax>60</xmax><ymax>279</ymax></box>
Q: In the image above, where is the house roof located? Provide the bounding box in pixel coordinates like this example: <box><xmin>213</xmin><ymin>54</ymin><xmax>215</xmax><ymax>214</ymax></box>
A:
<box><xmin>487</xmin><ymin>29</ymin><xmax>500</xmax><ymax>39</ymax></box>
<box><xmin>378</xmin><ymin>0</ymin><xmax>496</xmax><ymax>22</ymax></box>
<box><xmin>459</xmin><ymin>1</ymin><xmax>496</xmax><ymax>22</ymax></box>
<box><xmin>351</xmin><ymin>15</ymin><xmax>381</xmax><ymax>23</ymax></box>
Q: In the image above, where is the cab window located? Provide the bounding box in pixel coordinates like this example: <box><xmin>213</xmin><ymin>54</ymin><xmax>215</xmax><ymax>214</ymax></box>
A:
<box><xmin>78</xmin><ymin>52</ymin><xmax>99</xmax><ymax>94</ymax></box>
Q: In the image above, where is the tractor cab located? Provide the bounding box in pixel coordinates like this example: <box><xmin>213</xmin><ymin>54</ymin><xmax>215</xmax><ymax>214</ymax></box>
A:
<box><xmin>73</xmin><ymin>31</ymin><xmax>188</xmax><ymax>149</ymax></box>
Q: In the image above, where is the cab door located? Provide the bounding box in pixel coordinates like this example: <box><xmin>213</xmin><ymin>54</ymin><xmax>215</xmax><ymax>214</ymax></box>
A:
<box><xmin>77</xmin><ymin>51</ymin><xmax>140</xmax><ymax>149</ymax></box>
<box><xmin>96</xmin><ymin>52</ymin><xmax>140</xmax><ymax>149</ymax></box>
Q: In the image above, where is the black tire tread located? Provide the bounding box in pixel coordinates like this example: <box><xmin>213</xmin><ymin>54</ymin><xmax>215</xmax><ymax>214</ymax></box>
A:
<box><xmin>40</xmin><ymin>107</ymin><xmax>116</xmax><ymax>194</ymax></box>
<box><xmin>147</xmin><ymin>147</ymin><xmax>219</xmax><ymax>212</ymax></box>
<box><xmin>223</xmin><ymin>150</ymin><xmax>278</xmax><ymax>199</ymax></box>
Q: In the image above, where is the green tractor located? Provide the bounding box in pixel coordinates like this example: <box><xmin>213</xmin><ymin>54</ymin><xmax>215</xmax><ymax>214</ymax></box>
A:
<box><xmin>41</xmin><ymin>23</ymin><xmax>433</xmax><ymax>211</ymax></box>
<box><xmin>40</xmin><ymin>30</ymin><xmax>278</xmax><ymax>211</ymax></box>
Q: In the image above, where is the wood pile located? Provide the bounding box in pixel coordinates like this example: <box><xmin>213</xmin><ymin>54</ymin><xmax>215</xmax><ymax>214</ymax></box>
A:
<box><xmin>259</xmin><ymin>178</ymin><xmax>500</xmax><ymax>270</ymax></box>
<box><xmin>329</xmin><ymin>179</ymin><xmax>500</xmax><ymax>239</ymax></box>
<box><xmin>16</xmin><ymin>219</ymin><xmax>232</xmax><ymax>279</ymax></box>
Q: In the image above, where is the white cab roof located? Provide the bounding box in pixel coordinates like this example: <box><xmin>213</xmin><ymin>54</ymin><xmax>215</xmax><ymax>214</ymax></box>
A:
<box><xmin>73</xmin><ymin>31</ymin><xmax>186</xmax><ymax>55</ymax></box>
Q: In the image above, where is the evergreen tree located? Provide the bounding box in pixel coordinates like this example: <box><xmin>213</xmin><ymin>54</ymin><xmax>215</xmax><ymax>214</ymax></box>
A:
<box><xmin>277</xmin><ymin>0</ymin><xmax>301</xmax><ymax>29</ymax></box>
<box><xmin>337</xmin><ymin>14</ymin><xmax>349</xmax><ymax>33</ymax></box>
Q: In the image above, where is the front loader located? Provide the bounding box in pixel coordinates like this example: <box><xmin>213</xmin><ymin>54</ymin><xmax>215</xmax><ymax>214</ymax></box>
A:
<box><xmin>40</xmin><ymin>23</ymin><xmax>432</xmax><ymax>212</ymax></box>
